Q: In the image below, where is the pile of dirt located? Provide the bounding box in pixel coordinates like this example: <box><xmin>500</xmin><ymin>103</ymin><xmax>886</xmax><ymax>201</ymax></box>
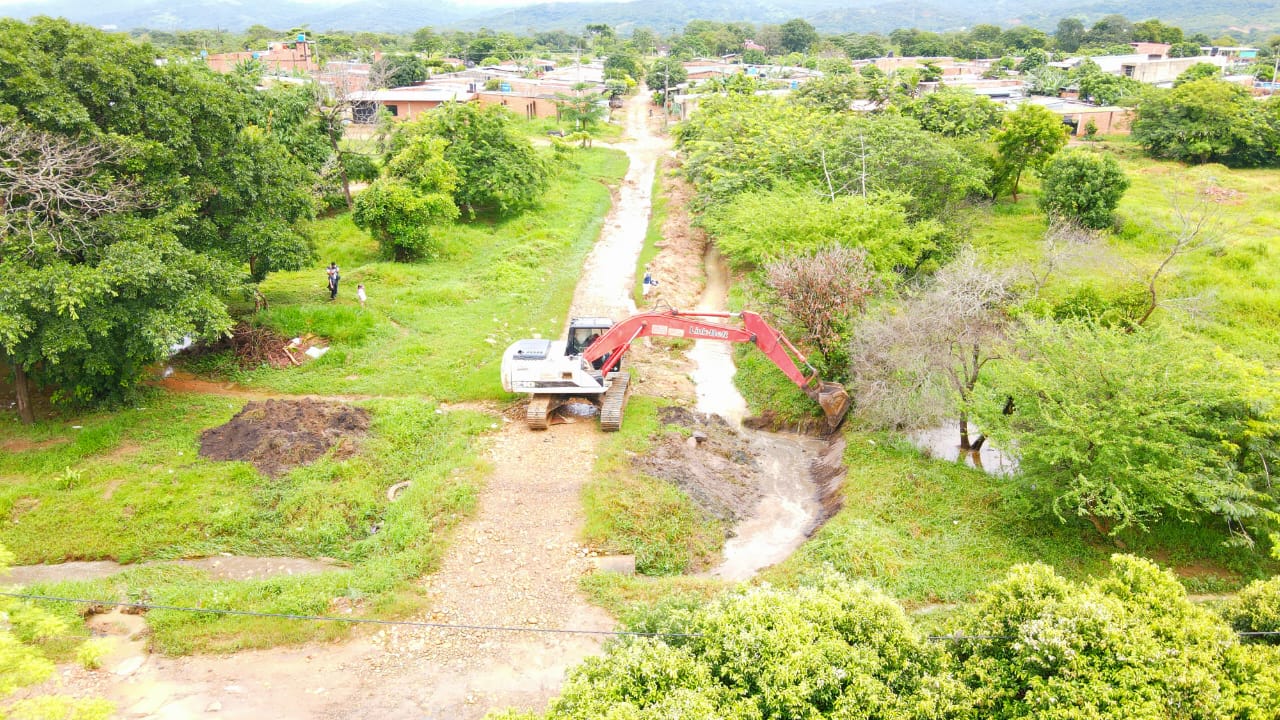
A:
<box><xmin>1200</xmin><ymin>184</ymin><xmax>1245</xmax><ymax>205</ymax></box>
<box><xmin>632</xmin><ymin>406</ymin><xmax>762</xmax><ymax>523</ymax></box>
<box><xmin>199</xmin><ymin>399</ymin><xmax>369</xmax><ymax>477</ymax></box>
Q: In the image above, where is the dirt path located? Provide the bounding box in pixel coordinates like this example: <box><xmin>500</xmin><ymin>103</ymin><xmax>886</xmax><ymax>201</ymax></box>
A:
<box><xmin>37</xmin><ymin>91</ymin><xmax>670</xmax><ymax>720</ymax></box>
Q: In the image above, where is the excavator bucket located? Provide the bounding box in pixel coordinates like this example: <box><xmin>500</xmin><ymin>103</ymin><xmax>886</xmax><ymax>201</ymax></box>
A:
<box><xmin>808</xmin><ymin>382</ymin><xmax>852</xmax><ymax>431</ymax></box>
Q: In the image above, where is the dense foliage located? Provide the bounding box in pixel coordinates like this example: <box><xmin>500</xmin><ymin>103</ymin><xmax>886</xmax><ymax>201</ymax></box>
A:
<box><xmin>0</xmin><ymin>18</ymin><xmax>319</xmax><ymax>409</ymax></box>
<box><xmin>1133</xmin><ymin>79</ymin><xmax>1280</xmax><ymax>167</ymax></box>
<box><xmin>975</xmin><ymin>321</ymin><xmax>1280</xmax><ymax>542</ymax></box>
<box><xmin>496</xmin><ymin>557</ymin><xmax>1280</xmax><ymax>720</ymax></box>
<box><xmin>388</xmin><ymin>102</ymin><xmax>549</xmax><ymax>215</ymax></box>
<box><xmin>990</xmin><ymin>103</ymin><xmax>1070</xmax><ymax>200</ymax></box>
<box><xmin>1037</xmin><ymin>151</ymin><xmax>1130</xmax><ymax>229</ymax></box>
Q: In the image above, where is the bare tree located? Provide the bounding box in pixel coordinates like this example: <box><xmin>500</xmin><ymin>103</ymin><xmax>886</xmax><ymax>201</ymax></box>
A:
<box><xmin>1027</xmin><ymin>219</ymin><xmax>1098</xmax><ymax>295</ymax></box>
<box><xmin>314</xmin><ymin>61</ymin><xmax>389</xmax><ymax>210</ymax></box>
<box><xmin>0</xmin><ymin>124</ymin><xmax>138</xmax><ymax>258</ymax></box>
<box><xmin>1134</xmin><ymin>181</ymin><xmax>1226</xmax><ymax>327</ymax></box>
<box><xmin>850</xmin><ymin>249</ymin><xmax>1015</xmax><ymax>448</ymax></box>
<box><xmin>765</xmin><ymin>245</ymin><xmax>878</xmax><ymax>372</ymax></box>
<box><xmin>0</xmin><ymin>124</ymin><xmax>140</xmax><ymax>423</ymax></box>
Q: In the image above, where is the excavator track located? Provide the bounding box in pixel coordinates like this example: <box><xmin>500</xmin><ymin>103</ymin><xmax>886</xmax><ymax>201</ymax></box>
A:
<box><xmin>599</xmin><ymin>372</ymin><xmax>630</xmax><ymax>432</ymax></box>
<box><xmin>526</xmin><ymin>395</ymin><xmax>553</xmax><ymax>430</ymax></box>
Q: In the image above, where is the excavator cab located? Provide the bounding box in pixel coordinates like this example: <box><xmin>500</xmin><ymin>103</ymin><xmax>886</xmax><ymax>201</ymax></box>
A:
<box><xmin>566</xmin><ymin>317</ymin><xmax>615</xmax><ymax>370</ymax></box>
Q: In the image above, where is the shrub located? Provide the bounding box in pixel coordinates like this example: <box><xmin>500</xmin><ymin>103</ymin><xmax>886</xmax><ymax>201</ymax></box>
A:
<box><xmin>1223</xmin><ymin>576</ymin><xmax>1280</xmax><ymax>643</ymax></box>
<box><xmin>1038</xmin><ymin>150</ymin><xmax>1130</xmax><ymax>229</ymax></box>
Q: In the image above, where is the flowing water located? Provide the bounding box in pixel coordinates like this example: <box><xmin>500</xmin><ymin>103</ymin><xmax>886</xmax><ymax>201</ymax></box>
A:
<box><xmin>687</xmin><ymin>245</ymin><xmax>824</xmax><ymax>580</ymax></box>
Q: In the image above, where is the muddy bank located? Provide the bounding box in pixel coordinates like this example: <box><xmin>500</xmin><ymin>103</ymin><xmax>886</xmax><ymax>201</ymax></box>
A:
<box><xmin>637</xmin><ymin>407</ymin><xmax>762</xmax><ymax>524</ymax></box>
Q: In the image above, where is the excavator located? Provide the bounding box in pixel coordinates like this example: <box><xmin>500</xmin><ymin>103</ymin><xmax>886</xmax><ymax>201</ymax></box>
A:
<box><xmin>500</xmin><ymin>309</ymin><xmax>851</xmax><ymax>432</ymax></box>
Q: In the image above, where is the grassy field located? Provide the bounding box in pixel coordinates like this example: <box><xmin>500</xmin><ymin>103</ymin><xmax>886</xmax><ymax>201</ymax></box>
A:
<box><xmin>0</xmin><ymin>393</ymin><xmax>492</xmax><ymax>652</ymax></box>
<box><xmin>632</xmin><ymin>165</ymin><xmax>668</xmax><ymax>303</ymax></box>
<box><xmin>0</xmin><ymin>145</ymin><xmax>630</xmax><ymax>655</ymax></box>
<box><xmin>210</xmin><ymin>147</ymin><xmax>628</xmax><ymax>400</ymax></box>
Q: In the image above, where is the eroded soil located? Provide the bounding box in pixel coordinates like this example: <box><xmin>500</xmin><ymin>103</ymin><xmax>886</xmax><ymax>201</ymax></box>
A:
<box><xmin>198</xmin><ymin>398</ymin><xmax>369</xmax><ymax>477</ymax></box>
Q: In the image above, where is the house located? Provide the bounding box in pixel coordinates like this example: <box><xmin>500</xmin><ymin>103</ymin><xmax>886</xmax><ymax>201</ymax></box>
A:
<box><xmin>1128</xmin><ymin>42</ymin><xmax>1171</xmax><ymax>59</ymax></box>
<box><xmin>744</xmin><ymin>39</ymin><xmax>766</xmax><ymax>52</ymax></box>
<box><xmin>205</xmin><ymin>36</ymin><xmax>319</xmax><ymax>75</ymax></box>
<box><xmin>1202</xmin><ymin>46</ymin><xmax>1261</xmax><ymax>60</ymax></box>
<box><xmin>348</xmin><ymin>87</ymin><xmax>476</xmax><ymax>123</ymax></box>
<box><xmin>1014</xmin><ymin>96</ymin><xmax>1133</xmax><ymax>136</ymax></box>
<box><xmin>1049</xmin><ymin>54</ymin><xmax>1228</xmax><ymax>85</ymax></box>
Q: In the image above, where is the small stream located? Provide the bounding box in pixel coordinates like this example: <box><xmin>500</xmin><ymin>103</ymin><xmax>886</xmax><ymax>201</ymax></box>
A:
<box><xmin>688</xmin><ymin>245</ymin><xmax>824</xmax><ymax>581</ymax></box>
<box><xmin>908</xmin><ymin>424</ymin><xmax>1017</xmax><ymax>477</ymax></box>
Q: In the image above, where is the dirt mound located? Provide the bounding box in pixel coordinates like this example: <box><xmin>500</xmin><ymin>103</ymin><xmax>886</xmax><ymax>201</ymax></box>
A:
<box><xmin>199</xmin><ymin>399</ymin><xmax>369</xmax><ymax>477</ymax></box>
<box><xmin>634</xmin><ymin>407</ymin><xmax>761</xmax><ymax>523</ymax></box>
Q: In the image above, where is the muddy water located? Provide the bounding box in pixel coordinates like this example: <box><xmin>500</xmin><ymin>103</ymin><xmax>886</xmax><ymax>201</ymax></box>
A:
<box><xmin>687</xmin><ymin>245</ymin><xmax>748</xmax><ymax>426</ymax></box>
<box><xmin>909</xmin><ymin>424</ymin><xmax>1017</xmax><ymax>477</ymax></box>
<box><xmin>688</xmin><ymin>246</ymin><xmax>823</xmax><ymax>580</ymax></box>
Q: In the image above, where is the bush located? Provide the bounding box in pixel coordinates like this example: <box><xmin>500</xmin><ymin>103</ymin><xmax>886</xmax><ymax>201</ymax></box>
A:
<box><xmin>1038</xmin><ymin>150</ymin><xmax>1130</xmax><ymax>229</ymax></box>
<box><xmin>1223</xmin><ymin>576</ymin><xmax>1280</xmax><ymax>642</ymax></box>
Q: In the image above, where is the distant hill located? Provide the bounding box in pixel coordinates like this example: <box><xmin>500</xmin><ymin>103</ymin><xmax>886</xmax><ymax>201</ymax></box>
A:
<box><xmin>2</xmin><ymin>0</ymin><xmax>1275</xmax><ymax>35</ymax></box>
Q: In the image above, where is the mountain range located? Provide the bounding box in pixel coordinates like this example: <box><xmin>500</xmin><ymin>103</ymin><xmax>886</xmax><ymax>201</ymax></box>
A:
<box><xmin>2</xmin><ymin>0</ymin><xmax>1274</xmax><ymax>35</ymax></box>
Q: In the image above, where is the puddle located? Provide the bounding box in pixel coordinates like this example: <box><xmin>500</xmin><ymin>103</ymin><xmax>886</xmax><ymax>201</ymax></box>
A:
<box><xmin>908</xmin><ymin>424</ymin><xmax>1017</xmax><ymax>477</ymax></box>
<box><xmin>687</xmin><ymin>244</ymin><xmax>823</xmax><ymax>580</ymax></box>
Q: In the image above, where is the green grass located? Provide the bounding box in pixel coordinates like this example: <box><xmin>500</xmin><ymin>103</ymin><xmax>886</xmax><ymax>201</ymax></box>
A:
<box><xmin>220</xmin><ymin>147</ymin><xmax>629</xmax><ymax>400</ymax></box>
<box><xmin>763</xmin><ymin>433</ymin><xmax>1277</xmax><ymax>603</ymax></box>
<box><xmin>580</xmin><ymin>396</ymin><xmax>725</xmax><ymax>576</ymax></box>
<box><xmin>0</xmin><ymin>392</ymin><xmax>492</xmax><ymax>652</ymax></box>
<box><xmin>972</xmin><ymin>149</ymin><xmax>1280</xmax><ymax>364</ymax></box>
<box><xmin>516</xmin><ymin>115</ymin><xmax>626</xmax><ymax>142</ymax></box>
<box><xmin>633</xmin><ymin>164</ymin><xmax>668</xmax><ymax>304</ymax></box>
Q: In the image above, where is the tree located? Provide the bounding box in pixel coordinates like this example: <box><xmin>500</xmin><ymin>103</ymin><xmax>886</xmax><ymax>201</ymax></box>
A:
<box><xmin>1077</xmin><ymin>71</ymin><xmax>1142</xmax><ymax>105</ymax></box>
<box><xmin>603</xmin><ymin>50</ymin><xmax>642</xmax><ymax>81</ymax></box>
<box><xmin>779</xmin><ymin>18</ymin><xmax>819</xmax><ymax>53</ymax></box>
<box><xmin>850</xmin><ymin>250</ymin><xmax>1014</xmax><ymax>448</ymax></box>
<box><xmin>765</xmin><ymin>246</ymin><xmax>877</xmax><ymax>376</ymax></box>
<box><xmin>975</xmin><ymin>320</ymin><xmax>1280</xmax><ymax>541</ymax></box>
<box><xmin>1055</xmin><ymin>18</ymin><xmax>1085</xmax><ymax>52</ymax></box>
<box><xmin>629</xmin><ymin>27</ymin><xmax>656</xmax><ymax>55</ymax></box>
<box><xmin>645</xmin><ymin>57</ymin><xmax>687</xmax><ymax>100</ymax></box>
<box><xmin>790</xmin><ymin>74</ymin><xmax>864</xmax><ymax>112</ymax></box>
<box><xmin>954</xmin><ymin>557</ymin><xmax>1277</xmax><ymax>715</ymax></box>
<box><xmin>1168</xmin><ymin>41</ymin><xmax>1202</xmax><ymax>57</ymax></box>
<box><xmin>353</xmin><ymin>179</ymin><xmax>458</xmax><ymax>261</ymax></box>
<box><xmin>842</xmin><ymin>33</ymin><xmax>887</xmax><ymax>59</ymax></box>
<box><xmin>1038</xmin><ymin>150</ymin><xmax>1130</xmax><ymax>229</ymax></box>
<box><xmin>991</xmin><ymin>103</ymin><xmax>1069</xmax><ymax>200</ymax></box>
<box><xmin>314</xmin><ymin>59</ymin><xmax>389</xmax><ymax>209</ymax></box>
<box><xmin>1132</xmin><ymin>79</ymin><xmax>1272</xmax><ymax>166</ymax></box>
<box><xmin>1084</xmin><ymin>14</ymin><xmax>1133</xmax><ymax>46</ymax></box>
<box><xmin>555</xmin><ymin>82</ymin><xmax>608</xmax><ymax>134</ymax></box>
<box><xmin>411</xmin><ymin>26</ymin><xmax>442</xmax><ymax>54</ymax></box>
<box><xmin>392</xmin><ymin>103</ymin><xmax>549</xmax><ymax>215</ymax></box>
<box><xmin>373</xmin><ymin>54</ymin><xmax>426</xmax><ymax>88</ymax></box>
<box><xmin>904</xmin><ymin>88</ymin><xmax>1003</xmax><ymax>137</ymax></box>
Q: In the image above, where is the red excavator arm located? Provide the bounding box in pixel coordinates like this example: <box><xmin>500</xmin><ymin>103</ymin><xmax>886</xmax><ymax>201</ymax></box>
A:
<box><xmin>582</xmin><ymin>310</ymin><xmax>851</xmax><ymax>429</ymax></box>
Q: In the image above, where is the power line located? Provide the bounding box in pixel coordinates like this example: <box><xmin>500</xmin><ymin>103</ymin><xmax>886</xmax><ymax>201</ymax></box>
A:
<box><xmin>0</xmin><ymin>591</ymin><xmax>701</xmax><ymax>639</ymax></box>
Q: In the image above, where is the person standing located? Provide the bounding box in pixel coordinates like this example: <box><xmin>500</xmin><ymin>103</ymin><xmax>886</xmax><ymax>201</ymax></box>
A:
<box><xmin>642</xmin><ymin>267</ymin><xmax>656</xmax><ymax>298</ymax></box>
<box><xmin>356</xmin><ymin>283</ymin><xmax>367</xmax><ymax>308</ymax></box>
<box><xmin>327</xmin><ymin>262</ymin><xmax>341</xmax><ymax>301</ymax></box>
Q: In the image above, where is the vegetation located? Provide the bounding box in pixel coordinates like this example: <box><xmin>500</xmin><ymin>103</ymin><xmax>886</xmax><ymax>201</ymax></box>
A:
<box><xmin>1133</xmin><ymin>79</ymin><xmax>1280</xmax><ymax>167</ymax></box>
<box><xmin>354</xmin><ymin>136</ymin><xmax>460</xmax><ymax>261</ymax></box>
<box><xmin>1037</xmin><ymin>150</ymin><xmax>1130</xmax><ymax>229</ymax></box>
<box><xmin>976</xmin><ymin>320</ymin><xmax>1279</xmax><ymax>542</ymax></box>
<box><xmin>499</xmin><ymin>557</ymin><xmax>1280</xmax><ymax>720</ymax></box>
<box><xmin>991</xmin><ymin>103</ymin><xmax>1070</xmax><ymax>200</ymax></box>
<box><xmin>0</xmin><ymin>18</ymin><xmax>320</xmax><ymax>416</ymax></box>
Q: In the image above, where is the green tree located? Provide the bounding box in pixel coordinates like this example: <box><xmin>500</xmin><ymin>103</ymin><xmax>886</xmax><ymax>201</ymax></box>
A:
<box><xmin>393</xmin><ymin>103</ymin><xmax>549</xmax><ymax>215</ymax></box>
<box><xmin>954</xmin><ymin>556</ymin><xmax>1275</xmax><ymax>715</ymax></box>
<box><xmin>1038</xmin><ymin>150</ymin><xmax>1129</xmax><ymax>229</ymax></box>
<box><xmin>645</xmin><ymin>57</ymin><xmax>687</xmax><ymax>99</ymax></box>
<box><xmin>353</xmin><ymin>179</ymin><xmax>458</xmax><ymax>261</ymax></box>
<box><xmin>779</xmin><ymin>18</ymin><xmax>819</xmax><ymax>53</ymax></box>
<box><xmin>1055</xmin><ymin>17</ymin><xmax>1085</xmax><ymax>52</ymax></box>
<box><xmin>373</xmin><ymin>54</ymin><xmax>426</xmax><ymax>88</ymax></box>
<box><xmin>904</xmin><ymin>87</ymin><xmax>1003</xmax><ymax>137</ymax></box>
<box><xmin>410</xmin><ymin>26</ymin><xmax>442</xmax><ymax>54</ymax></box>
<box><xmin>991</xmin><ymin>103</ymin><xmax>1070</xmax><ymax>200</ymax></box>
<box><xmin>842</xmin><ymin>33</ymin><xmax>887</xmax><ymax>59</ymax></box>
<box><xmin>1083</xmin><ymin>14</ymin><xmax>1133</xmax><ymax>46</ymax></box>
<box><xmin>1174</xmin><ymin>61</ymin><xmax>1222</xmax><ymax>85</ymax></box>
<box><xmin>603</xmin><ymin>50</ymin><xmax>642</xmax><ymax>81</ymax></box>
<box><xmin>1132</xmin><ymin>79</ymin><xmax>1272</xmax><ymax>166</ymax></box>
<box><xmin>1168</xmin><ymin>41</ymin><xmax>1202</xmax><ymax>57</ymax></box>
<box><xmin>976</xmin><ymin>320</ymin><xmax>1280</xmax><ymax>540</ymax></box>
<box><xmin>1077</xmin><ymin>71</ymin><xmax>1142</xmax><ymax>104</ymax></box>
<box><xmin>790</xmin><ymin>74</ymin><xmax>864</xmax><ymax>112</ymax></box>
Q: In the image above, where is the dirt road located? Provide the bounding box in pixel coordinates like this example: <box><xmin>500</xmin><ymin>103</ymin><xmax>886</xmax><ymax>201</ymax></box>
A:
<box><xmin>36</xmin><ymin>92</ymin><xmax>671</xmax><ymax>720</ymax></box>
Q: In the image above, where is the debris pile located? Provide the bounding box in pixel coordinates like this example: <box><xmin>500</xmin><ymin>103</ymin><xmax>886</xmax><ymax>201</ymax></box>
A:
<box><xmin>199</xmin><ymin>399</ymin><xmax>369</xmax><ymax>477</ymax></box>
